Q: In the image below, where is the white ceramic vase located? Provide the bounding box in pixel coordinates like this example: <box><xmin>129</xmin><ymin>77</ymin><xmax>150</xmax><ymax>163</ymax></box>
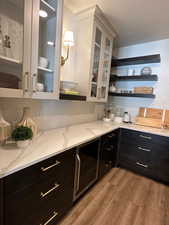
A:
<box><xmin>17</xmin><ymin>140</ymin><xmax>30</xmax><ymax>149</ymax></box>
<box><xmin>0</xmin><ymin>108</ymin><xmax>11</xmax><ymax>142</ymax></box>
<box><xmin>18</xmin><ymin>107</ymin><xmax>38</xmax><ymax>137</ymax></box>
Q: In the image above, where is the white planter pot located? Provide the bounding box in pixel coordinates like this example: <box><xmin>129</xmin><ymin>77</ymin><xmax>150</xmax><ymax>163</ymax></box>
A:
<box><xmin>17</xmin><ymin>140</ymin><xmax>30</xmax><ymax>149</ymax></box>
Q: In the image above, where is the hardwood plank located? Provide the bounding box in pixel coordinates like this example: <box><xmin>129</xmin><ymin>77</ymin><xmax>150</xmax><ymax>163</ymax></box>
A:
<box><xmin>59</xmin><ymin>168</ymin><xmax>169</xmax><ymax>225</ymax></box>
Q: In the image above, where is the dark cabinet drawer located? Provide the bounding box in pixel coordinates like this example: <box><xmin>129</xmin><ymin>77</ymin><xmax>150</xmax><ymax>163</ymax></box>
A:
<box><xmin>119</xmin><ymin>156</ymin><xmax>153</xmax><ymax>178</ymax></box>
<box><xmin>121</xmin><ymin>129</ymin><xmax>169</xmax><ymax>149</ymax></box>
<box><xmin>119</xmin><ymin>142</ymin><xmax>151</xmax><ymax>164</ymax></box>
<box><xmin>119</xmin><ymin>128</ymin><xmax>169</xmax><ymax>183</ymax></box>
<box><xmin>5</xmin><ymin>176</ymin><xmax>73</xmax><ymax>225</ymax></box>
<box><xmin>4</xmin><ymin>149</ymin><xmax>75</xmax><ymax>196</ymax></box>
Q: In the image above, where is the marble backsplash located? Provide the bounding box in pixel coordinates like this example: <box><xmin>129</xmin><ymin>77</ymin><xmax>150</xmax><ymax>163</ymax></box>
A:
<box><xmin>0</xmin><ymin>98</ymin><xmax>105</xmax><ymax>131</ymax></box>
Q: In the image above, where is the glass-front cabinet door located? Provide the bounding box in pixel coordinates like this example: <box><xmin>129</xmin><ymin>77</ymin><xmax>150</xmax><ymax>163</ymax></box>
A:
<box><xmin>0</xmin><ymin>0</ymin><xmax>32</xmax><ymax>98</ymax></box>
<box><xmin>31</xmin><ymin>0</ymin><xmax>63</xmax><ymax>99</ymax></box>
<box><xmin>89</xmin><ymin>26</ymin><xmax>103</xmax><ymax>100</ymax></box>
<box><xmin>98</xmin><ymin>36</ymin><xmax>113</xmax><ymax>102</ymax></box>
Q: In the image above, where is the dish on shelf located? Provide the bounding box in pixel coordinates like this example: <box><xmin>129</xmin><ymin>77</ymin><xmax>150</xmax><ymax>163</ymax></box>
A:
<box><xmin>60</xmin><ymin>80</ymin><xmax>78</xmax><ymax>91</ymax></box>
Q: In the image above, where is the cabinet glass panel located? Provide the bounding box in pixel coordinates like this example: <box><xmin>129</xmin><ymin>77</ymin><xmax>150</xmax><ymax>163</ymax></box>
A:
<box><xmin>37</xmin><ymin>0</ymin><xmax>57</xmax><ymax>93</ymax></box>
<box><xmin>91</xmin><ymin>27</ymin><xmax>102</xmax><ymax>98</ymax></box>
<box><xmin>99</xmin><ymin>38</ymin><xmax>112</xmax><ymax>99</ymax></box>
<box><xmin>0</xmin><ymin>0</ymin><xmax>24</xmax><ymax>90</ymax></box>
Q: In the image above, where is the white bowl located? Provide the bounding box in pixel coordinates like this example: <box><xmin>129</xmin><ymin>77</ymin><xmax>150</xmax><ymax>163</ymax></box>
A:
<box><xmin>60</xmin><ymin>81</ymin><xmax>78</xmax><ymax>91</ymax></box>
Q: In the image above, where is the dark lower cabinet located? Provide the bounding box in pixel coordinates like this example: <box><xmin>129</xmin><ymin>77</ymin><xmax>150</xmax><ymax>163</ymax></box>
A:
<box><xmin>3</xmin><ymin>149</ymin><xmax>75</xmax><ymax>225</ymax></box>
<box><xmin>118</xmin><ymin>128</ymin><xmax>169</xmax><ymax>183</ymax></box>
<box><xmin>0</xmin><ymin>179</ymin><xmax>3</xmax><ymax>225</ymax></box>
<box><xmin>99</xmin><ymin>129</ymin><xmax>119</xmax><ymax>179</ymax></box>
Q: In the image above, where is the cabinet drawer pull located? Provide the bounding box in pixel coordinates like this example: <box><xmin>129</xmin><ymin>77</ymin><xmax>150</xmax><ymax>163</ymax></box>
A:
<box><xmin>41</xmin><ymin>160</ymin><xmax>60</xmax><ymax>172</ymax></box>
<box><xmin>136</xmin><ymin>162</ymin><xmax>148</xmax><ymax>168</ymax></box>
<box><xmin>138</xmin><ymin>146</ymin><xmax>151</xmax><ymax>152</ymax></box>
<box><xmin>139</xmin><ymin>135</ymin><xmax>152</xmax><ymax>140</ymax></box>
<box><xmin>40</xmin><ymin>211</ymin><xmax>58</xmax><ymax>225</ymax></box>
<box><xmin>40</xmin><ymin>183</ymin><xmax>60</xmax><ymax>198</ymax></box>
<box><xmin>108</xmin><ymin>134</ymin><xmax>116</xmax><ymax>138</ymax></box>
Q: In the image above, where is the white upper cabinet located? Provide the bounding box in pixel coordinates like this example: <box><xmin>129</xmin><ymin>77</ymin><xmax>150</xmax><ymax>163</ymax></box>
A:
<box><xmin>31</xmin><ymin>0</ymin><xmax>63</xmax><ymax>99</ymax></box>
<box><xmin>0</xmin><ymin>0</ymin><xmax>63</xmax><ymax>99</ymax></box>
<box><xmin>74</xmin><ymin>6</ymin><xmax>116</xmax><ymax>102</ymax></box>
<box><xmin>0</xmin><ymin>0</ymin><xmax>32</xmax><ymax>98</ymax></box>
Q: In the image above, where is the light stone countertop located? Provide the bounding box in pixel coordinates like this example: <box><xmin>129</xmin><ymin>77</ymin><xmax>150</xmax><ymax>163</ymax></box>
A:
<box><xmin>1</xmin><ymin>120</ymin><xmax>169</xmax><ymax>179</ymax></box>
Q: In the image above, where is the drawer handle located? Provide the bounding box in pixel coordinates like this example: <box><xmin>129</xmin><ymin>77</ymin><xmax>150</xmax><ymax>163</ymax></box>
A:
<box><xmin>108</xmin><ymin>134</ymin><xmax>116</xmax><ymax>138</ymax></box>
<box><xmin>40</xmin><ymin>211</ymin><xmax>58</xmax><ymax>225</ymax></box>
<box><xmin>41</xmin><ymin>160</ymin><xmax>60</xmax><ymax>172</ymax></box>
<box><xmin>136</xmin><ymin>162</ymin><xmax>148</xmax><ymax>168</ymax></box>
<box><xmin>138</xmin><ymin>146</ymin><xmax>151</xmax><ymax>152</ymax></box>
<box><xmin>40</xmin><ymin>183</ymin><xmax>60</xmax><ymax>198</ymax></box>
<box><xmin>139</xmin><ymin>135</ymin><xmax>152</xmax><ymax>140</ymax></box>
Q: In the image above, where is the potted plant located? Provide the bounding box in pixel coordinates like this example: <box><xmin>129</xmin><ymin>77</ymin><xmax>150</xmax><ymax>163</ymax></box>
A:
<box><xmin>12</xmin><ymin>126</ymin><xmax>33</xmax><ymax>148</ymax></box>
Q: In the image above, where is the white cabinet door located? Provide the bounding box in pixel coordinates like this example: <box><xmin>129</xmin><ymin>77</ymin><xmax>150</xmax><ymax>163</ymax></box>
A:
<box><xmin>89</xmin><ymin>22</ymin><xmax>113</xmax><ymax>103</ymax></box>
<box><xmin>89</xmin><ymin>24</ymin><xmax>103</xmax><ymax>101</ymax></box>
<box><xmin>97</xmin><ymin>35</ymin><xmax>113</xmax><ymax>102</ymax></box>
<box><xmin>0</xmin><ymin>0</ymin><xmax>32</xmax><ymax>98</ymax></box>
<box><xmin>31</xmin><ymin>0</ymin><xmax>63</xmax><ymax>99</ymax></box>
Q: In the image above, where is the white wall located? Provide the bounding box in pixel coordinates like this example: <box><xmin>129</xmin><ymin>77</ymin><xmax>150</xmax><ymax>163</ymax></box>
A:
<box><xmin>60</xmin><ymin>6</ymin><xmax>76</xmax><ymax>82</ymax></box>
<box><xmin>109</xmin><ymin>38</ymin><xmax>169</xmax><ymax>121</ymax></box>
<box><xmin>0</xmin><ymin>98</ymin><xmax>104</xmax><ymax>131</ymax></box>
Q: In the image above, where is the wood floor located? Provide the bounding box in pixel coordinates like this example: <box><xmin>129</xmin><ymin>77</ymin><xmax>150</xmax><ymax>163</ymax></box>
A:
<box><xmin>59</xmin><ymin>168</ymin><xmax>169</xmax><ymax>225</ymax></box>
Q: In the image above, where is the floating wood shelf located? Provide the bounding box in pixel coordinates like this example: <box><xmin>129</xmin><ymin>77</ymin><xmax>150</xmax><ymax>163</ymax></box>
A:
<box><xmin>60</xmin><ymin>93</ymin><xmax>86</xmax><ymax>101</ymax></box>
<box><xmin>109</xmin><ymin>92</ymin><xmax>155</xmax><ymax>98</ymax></box>
<box><xmin>110</xmin><ymin>75</ymin><xmax>158</xmax><ymax>82</ymax></box>
<box><xmin>112</xmin><ymin>54</ymin><xmax>161</xmax><ymax>67</ymax></box>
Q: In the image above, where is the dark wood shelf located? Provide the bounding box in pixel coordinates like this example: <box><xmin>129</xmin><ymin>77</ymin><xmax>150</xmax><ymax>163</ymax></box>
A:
<box><xmin>112</xmin><ymin>54</ymin><xmax>161</xmax><ymax>67</ymax></box>
<box><xmin>109</xmin><ymin>92</ymin><xmax>155</xmax><ymax>98</ymax></box>
<box><xmin>60</xmin><ymin>93</ymin><xmax>86</xmax><ymax>101</ymax></box>
<box><xmin>110</xmin><ymin>75</ymin><xmax>158</xmax><ymax>82</ymax></box>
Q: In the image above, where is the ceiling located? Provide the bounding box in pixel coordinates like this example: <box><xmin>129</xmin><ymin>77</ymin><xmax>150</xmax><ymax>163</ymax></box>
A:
<box><xmin>65</xmin><ymin>0</ymin><xmax>169</xmax><ymax>47</ymax></box>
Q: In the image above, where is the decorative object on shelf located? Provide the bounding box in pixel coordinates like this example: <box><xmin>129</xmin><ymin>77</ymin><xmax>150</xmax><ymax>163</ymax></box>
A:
<box><xmin>128</xmin><ymin>69</ymin><xmax>135</xmax><ymax>76</ymax></box>
<box><xmin>61</xmin><ymin>31</ymin><xmax>74</xmax><ymax>66</ymax></box>
<box><xmin>0</xmin><ymin>109</ymin><xmax>11</xmax><ymax>143</ymax></box>
<box><xmin>12</xmin><ymin>126</ymin><xmax>33</xmax><ymax>149</ymax></box>
<box><xmin>109</xmin><ymin>83</ymin><xmax>116</xmax><ymax>93</ymax></box>
<box><xmin>134</xmin><ymin>86</ymin><xmax>153</xmax><ymax>94</ymax></box>
<box><xmin>39</xmin><ymin>57</ymin><xmax>49</xmax><ymax>69</ymax></box>
<box><xmin>141</xmin><ymin>67</ymin><xmax>152</xmax><ymax>75</ymax></box>
<box><xmin>18</xmin><ymin>107</ymin><xmax>38</xmax><ymax>136</ymax></box>
<box><xmin>36</xmin><ymin>82</ymin><xmax>44</xmax><ymax>92</ymax></box>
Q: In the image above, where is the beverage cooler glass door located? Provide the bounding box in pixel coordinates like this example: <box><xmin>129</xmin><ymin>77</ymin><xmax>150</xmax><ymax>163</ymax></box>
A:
<box><xmin>74</xmin><ymin>139</ymin><xmax>100</xmax><ymax>201</ymax></box>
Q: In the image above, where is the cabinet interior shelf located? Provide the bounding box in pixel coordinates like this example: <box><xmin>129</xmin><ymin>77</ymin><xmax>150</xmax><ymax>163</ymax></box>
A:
<box><xmin>111</xmin><ymin>54</ymin><xmax>161</xmax><ymax>67</ymax></box>
<box><xmin>38</xmin><ymin>66</ymin><xmax>53</xmax><ymax>73</ymax></box>
<box><xmin>0</xmin><ymin>55</ymin><xmax>22</xmax><ymax>65</ymax></box>
<box><xmin>109</xmin><ymin>92</ymin><xmax>156</xmax><ymax>98</ymax></box>
<box><xmin>60</xmin><ymin>93</ymin><xmax>86</xmax><ymax>101</ymax></box>
<box><xmin>41</xmin><ymin>0</ymin><xmax>56</xmax><ymax>19</ymax></box>
<box><xmin>110</xmin><ymin>75</ymin><xmax>158</xmax><ymax>82</ymax></box>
